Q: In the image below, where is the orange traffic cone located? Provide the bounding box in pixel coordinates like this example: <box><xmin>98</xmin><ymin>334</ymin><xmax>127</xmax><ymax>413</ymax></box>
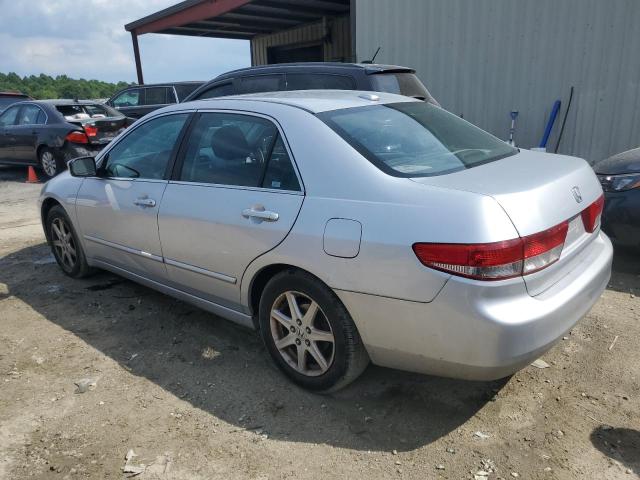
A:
<box><xmin>26</xmin><ymin>166</ymin><xmax>39</xmax><ymax>183</ymax></box>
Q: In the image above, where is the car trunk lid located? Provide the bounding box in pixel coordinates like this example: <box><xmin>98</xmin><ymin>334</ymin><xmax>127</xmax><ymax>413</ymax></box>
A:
<box><xmin>411</xmin><ymin>149</ymin><xmax>604</xmax><ymax>295</ymax></box>
<box><xmin>67</xmin><ymin>116</ymin><xmax>127</xmax><ymax>145</ymax></box>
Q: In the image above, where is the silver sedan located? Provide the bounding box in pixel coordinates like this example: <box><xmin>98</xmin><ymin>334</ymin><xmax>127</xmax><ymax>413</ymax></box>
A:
<box><xmin>39</xmin><ymin>91</ymin><xmax>613</xmax><ymax>391</ymax></box>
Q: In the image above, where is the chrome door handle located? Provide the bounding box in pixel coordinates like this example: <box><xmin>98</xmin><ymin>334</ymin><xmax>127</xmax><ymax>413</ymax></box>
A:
<box><xmin>242</xmin><ymin>208</ymin><xmax>279</xmax><ymax>222</ymax></box>
<box><xmin>134</xmin><ymin>198</ymin><xmax>156</xmax><ymax>207</ymax></box>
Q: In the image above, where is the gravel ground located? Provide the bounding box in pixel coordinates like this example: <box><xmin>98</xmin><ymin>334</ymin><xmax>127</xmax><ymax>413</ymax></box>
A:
<box><xmin>0</xmin><ymin>165</ymin><xmax>638</xmax><ymax>480</ymax></box>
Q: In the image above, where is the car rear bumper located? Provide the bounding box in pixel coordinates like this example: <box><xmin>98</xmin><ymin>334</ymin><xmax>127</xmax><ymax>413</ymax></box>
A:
<box><xmin>335</xmin><ymin>231</ymin><xmax>613</xmax><ymax>380</ymax></box>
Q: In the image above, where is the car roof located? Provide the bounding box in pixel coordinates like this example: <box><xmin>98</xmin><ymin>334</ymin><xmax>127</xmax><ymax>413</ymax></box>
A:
<box><xmin>0</xmin><ymin>91</ymin><xmax>30</xmax><ymax>97</ymax></box>
<box><xmin>34</xmin><ymin>99</ymin><xmax>107</xmax><ymax>106</ymax></box>
<box><xmin>178</xmin><ymin>89</ymin><xmax>419</xmax><ymax>114</ymax></box>
<box><xmin>118</xmin><ymin>81</ymin><xmax>203</xmax><ymax>89</ymax></box>
<box><xmin>214</xmin><ymin>62</ymin><xmax>415</xmax><ymax>81</ymax></box>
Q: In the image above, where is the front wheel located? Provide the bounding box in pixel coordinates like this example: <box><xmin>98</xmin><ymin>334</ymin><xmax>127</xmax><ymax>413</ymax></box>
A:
<box><xmin>47</xmin><ymin>205</ymin><xmax>93</xmax><ymax>278</ymax></box>
<box><xmin>259</xmin><ymin>270</ymin><xmax>369</xmax><ymax>392</ymax></box>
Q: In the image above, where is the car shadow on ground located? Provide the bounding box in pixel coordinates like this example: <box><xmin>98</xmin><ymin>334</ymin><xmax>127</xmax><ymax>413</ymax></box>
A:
<box><xmin>0</xmin><ymin>243</ymin><xmax>507</xmax><ymax>453</ymax></box>
<box><xmin>590</xmin><ymin>426</ymin><xmax>640</xmax><ymax>475</ymax></box>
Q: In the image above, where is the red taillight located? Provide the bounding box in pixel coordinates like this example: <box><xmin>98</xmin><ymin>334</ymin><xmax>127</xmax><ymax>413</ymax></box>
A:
<box><xmin>581</xmin><ymin>194</ymin><xmax>604</xmax><ymax>233</ymax></box>
<box><xmin>83</xmin><ymin>124</ymin><xmax>98</xmax><ymax>137</ymax></box>
<box><xmin>65</xmin><ymin>131</ymin><xmax>89</xmax><ymax>144</ymax></box>
<box><xmin>413</xmin><ymin>221</ymin><xmax>569</xmax><ymax>281</ymax></box>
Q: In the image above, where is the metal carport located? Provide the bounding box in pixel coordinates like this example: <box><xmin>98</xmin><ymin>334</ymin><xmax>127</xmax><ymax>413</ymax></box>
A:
<box><xmin>125</xmin><ymin>0</ymin><xmax>352</xmax><ymax>84</ymax></box>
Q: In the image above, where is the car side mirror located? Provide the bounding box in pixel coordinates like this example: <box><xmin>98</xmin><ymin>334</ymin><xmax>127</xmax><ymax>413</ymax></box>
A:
<box><xmin>68</xmin><ymin>156</ymin><xmax>97</xmax><ymax>177</ymax></box>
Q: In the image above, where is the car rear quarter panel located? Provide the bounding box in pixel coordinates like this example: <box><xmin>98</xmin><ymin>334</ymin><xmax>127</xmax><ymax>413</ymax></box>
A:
<box><xmin>241</xmin><ymin>105</ymin><xmax>521</xmax><ymax>306</ymax></box>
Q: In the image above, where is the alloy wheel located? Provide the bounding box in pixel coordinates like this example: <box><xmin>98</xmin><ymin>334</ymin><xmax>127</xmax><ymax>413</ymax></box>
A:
<box><xmin>270</xmin><ymin>290</ymin><xmax>335</xmax><ymax>376</ymax></box>
<box><xmin>51</xmin><ymin>217</ymin><xmax>77</xmax><ymax>270</ymax></box>
<box><xmin>41</xmin><ymin>151</ymin><xmax>57</xmax><ymax>177</ymax></box>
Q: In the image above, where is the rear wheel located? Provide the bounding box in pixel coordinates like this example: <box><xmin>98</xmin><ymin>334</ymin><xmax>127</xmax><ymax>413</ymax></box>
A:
<box><xmin>47</xmin><ymin>205</ymin><xmax>93</xmax><ymax>278</ymax></box>
<box><xmin>39</xmin><ymin>147</ymin><xmax>61</xmax><ymax>179</ymax></box>
<box><xmin>259</xmin><ymin>270</ymin><xmax>369</xmax><ymax>392</ymax></box>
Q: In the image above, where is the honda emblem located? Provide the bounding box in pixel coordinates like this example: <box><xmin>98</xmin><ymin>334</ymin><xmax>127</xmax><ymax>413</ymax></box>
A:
<box><xmin>572</xmin><ymin>186</ymin><xmax>583</xmax><ymax>203</ymax></box>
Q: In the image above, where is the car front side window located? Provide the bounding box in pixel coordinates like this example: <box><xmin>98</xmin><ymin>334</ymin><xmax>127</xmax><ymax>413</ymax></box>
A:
<box><xmin>103</xmin><ymin>113</ymin><xmax>188</xmax><ymax>180</ymax></box>
<box><xmin>0</xmin><ymin>106</ymin><xmax>20</xmax><ymax>126</ymax></box>
<box><xmin>113</xmin><ymin>89</ymin><xmax>141</xmax><ymax>108</ymax></box>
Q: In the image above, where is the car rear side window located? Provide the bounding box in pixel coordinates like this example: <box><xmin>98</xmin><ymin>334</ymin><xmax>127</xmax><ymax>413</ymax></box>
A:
<box><xmin>17</xmin><ymin>105</ymin><xmax>44</xmax><ymax>125</ymax></box>
<box><xmin>144</xmin><ymin>87</ymin><xmax>170</xmax><ymax>106</ymax></box>
<box><xmin>319</xmin><ymin>101</ymin><xmax>517</xmax><ymax>177</ymax></box>
<box><xmin>179</xmin><ymin>112</ymin><xmax>299</xmax><ymax>190</ymax></box>
<box><xmin>286</xmin><ymin>73</ymin><xmax>356</xmax><ymax>91</ymax></box>
<box><xmin>174</xmin><ymin>84</ymin><xmax>201</xmax><ymax>101</ymax></box>
<box><xmin>103</xmin><ymin>113</ymin><xmax>188</xmax><ymax>180</ymax></box>
<box><xmin>237</xmin><ymin>75</ymin><xmax>283</xmax><ymax>94</ymax></box>
<box><xmin>261</xmin><ymin>135</ymin><xmax>300</xmax><ymax>191</ymax></box>
<box><xmin>196</xmin><ymin>82</ymin><xmax>234</xmax><ymax>100</ymax></box>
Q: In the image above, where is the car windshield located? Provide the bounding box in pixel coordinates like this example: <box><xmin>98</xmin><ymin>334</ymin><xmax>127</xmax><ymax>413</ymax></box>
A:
<box><xmin>56</xmin><ymin>103</ymin><xmax>122</xmax><ymax>121</ymax></box>
<box><xmin>318</xmin><ymin>101</ymin><xmax>518</xmax><ymax>177</ymax></box>
<box><xmin>369</xmin><ymin>73</ymin><xmax>437</xmax><ymax>103</ymax></box>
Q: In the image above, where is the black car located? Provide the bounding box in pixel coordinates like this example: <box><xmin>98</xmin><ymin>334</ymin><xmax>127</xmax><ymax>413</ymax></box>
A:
<box><xmin>184</xmin><ymin>63</ymin><xmax>439</xmax><ymax>104</ymax></box>
<box><xmin>107</xmin><ymin>81</ymin><xmax>203</xmax><ymax>119</ymax></box>
<box><xmin>0</xmin><ymin>91</ymin><xmax>33</xmax><ymax>112</ymax></box>
<box><xmin>594</xmin><ymin>147</ymin><xmax>640</xmax><ymax>248</ymax></box>
<box><xmin>0</xmin><ymin>100</ymin><xmax>129</xmax><ymax>178</ymax></box>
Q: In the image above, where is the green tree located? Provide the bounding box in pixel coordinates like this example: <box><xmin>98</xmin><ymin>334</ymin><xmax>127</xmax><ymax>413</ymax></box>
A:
<box><xmin>0</xmin><ymin>72</ymin><xmax>133</xmax><ymax>100</ymax></box>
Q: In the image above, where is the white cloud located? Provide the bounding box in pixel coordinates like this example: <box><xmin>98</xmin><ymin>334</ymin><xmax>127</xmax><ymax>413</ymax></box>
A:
<box><xmin>0</xmin><ymin>0</ymin><xmax>251</xmax><ymax>83</ymax></box>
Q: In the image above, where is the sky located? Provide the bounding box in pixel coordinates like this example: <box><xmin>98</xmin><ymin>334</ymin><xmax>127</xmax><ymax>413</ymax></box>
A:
<box><xmin>0</xmin><ymin>0</ymin><xmax>251</xmax><ymax>83</ymax></box>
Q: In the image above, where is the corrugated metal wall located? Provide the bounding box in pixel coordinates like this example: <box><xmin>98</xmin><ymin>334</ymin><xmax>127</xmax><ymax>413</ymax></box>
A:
<box><xmin>251</xmin><ymin>16</ymin><xmax>351</xmax><ymax>65</ymax></box>
<box><xmin>356</xmin><ymin>0</ymin><xmax>640</xmax><ymax>162</ymax></box>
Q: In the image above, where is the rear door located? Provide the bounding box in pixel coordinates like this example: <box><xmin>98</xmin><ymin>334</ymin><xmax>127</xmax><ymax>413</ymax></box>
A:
<box><xmin>76</xmin><ymin>112</ymin><xmax>190</xmax><ymax>282</ymax></box>
<box><xmin>158</xmin><ymin>110</ymin><xmax>304</xmax><ymax>309</ymax></box>
<box><xmin>0</xmin><ymin>105</ymin><xmax>20</xmax><ymax>161</ymax></box>
<box><xmin>138</xmin><ymin>86</ymin><xmax>173</xmax><ymax>117</ymax></box>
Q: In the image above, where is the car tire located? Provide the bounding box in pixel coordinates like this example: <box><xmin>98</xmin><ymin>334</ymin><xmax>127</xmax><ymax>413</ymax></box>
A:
<box><xmin>39</xmin><ymin>147</ymin><xmax>62</xmax><ymax>179</ymax></box>
<box><xmin>259</xmin><ymin>269</ymin><xmax>369</xmax><ymax>392</ymax></box>
<box><xmin>46</xmin><ymin>205</ymin><xmax>93</xmax><ymax>278</ymax></box>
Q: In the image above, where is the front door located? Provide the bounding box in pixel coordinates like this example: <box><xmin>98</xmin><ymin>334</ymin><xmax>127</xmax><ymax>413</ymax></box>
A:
<box><xmin>76</xmin><ymin>112</ymin><xmax>190</xmax><ymax>281</ymax></box>
<box><xmin>158</xmin><ymin>111</ymin><xmax>304</xmax><ymax>309</ymax></box>
<box><xmin>13</xmin><ymin>104</ymin><xmax>45</xmax><ymax>163</ymax></box>
<box><xmin>0</xmin><ymin>105</ymin><xmax>21</xmax><ymax>162</ymax></box>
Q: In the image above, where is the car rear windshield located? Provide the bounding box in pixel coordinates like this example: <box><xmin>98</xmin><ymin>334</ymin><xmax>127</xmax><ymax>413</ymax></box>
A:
<box><xmin>369</xmin><ymin>72</ymin><xmax>436</xmax><ymax>103</ymax></box>
<box><xmin>318</xmin><ymin>101</ymin><xmax>517</xmax><ymax>177</ymax></box>
<box><xmin>56</xmin><ymin>103</ymin><xmax>122</xmax><ymax>121</ymax></box>
<box><xmin>0</xmin><ymin>96</ymin><xmax>27</xmax><ymax>110</ymax></box>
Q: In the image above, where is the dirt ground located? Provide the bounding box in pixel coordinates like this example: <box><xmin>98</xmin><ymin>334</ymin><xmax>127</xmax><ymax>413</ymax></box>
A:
<box><xmin>0</xmin><ymin>165</ymin><xmax>638</xmax><ymax>480</ymax></box>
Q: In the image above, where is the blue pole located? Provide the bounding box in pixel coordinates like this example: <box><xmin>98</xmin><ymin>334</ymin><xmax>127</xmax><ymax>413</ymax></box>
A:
<box><xmin>539</xmin><ymin>100</ymin><xmax>561</xmax><ymax>148</ymax></box>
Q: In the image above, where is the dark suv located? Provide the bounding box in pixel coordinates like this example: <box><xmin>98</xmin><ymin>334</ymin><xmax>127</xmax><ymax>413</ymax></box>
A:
<box><xmin>184</xmin><ymin>63</ymin><xmax>438</xmax><ymax>104</ymax></box>
<box><xmin>0</xmin><ymin>91</ymin><xmax>33</xmax><ymax>112</ymax></box>
<box><xmin>107</xmin><ymin>81</ymin><xmax>203</xmax><ymax>119</ymax></box>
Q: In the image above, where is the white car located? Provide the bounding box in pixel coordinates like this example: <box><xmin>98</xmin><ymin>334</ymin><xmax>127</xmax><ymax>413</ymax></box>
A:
<box><xmin>39</xmin><ymin>90</ymin><xmax>612</xmax><ymax>391</ymax></box>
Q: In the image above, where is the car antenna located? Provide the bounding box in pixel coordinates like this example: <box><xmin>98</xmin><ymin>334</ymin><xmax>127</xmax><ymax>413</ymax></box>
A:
<box><xmin>361</xmin><ymin>46</ymin><xmax>381</xmax><ymax>64</ymax></box>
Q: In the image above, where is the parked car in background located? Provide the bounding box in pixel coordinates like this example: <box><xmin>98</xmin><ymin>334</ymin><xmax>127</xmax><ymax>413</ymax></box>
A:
<box><xmin>39</xmin><ymin>90</ymin><xmax>611</xmax><ymax>391</ymax></box>
<box><xmin>184</xmin><ymin>63</ymin><xmax>439</xmax><ymax>105</ymax></box>
<box><xmin>594</xmin><ymin>147</ymin><xmax>640</xmax><ymax>248</ymax></box>
<box><xmin>0</xmin><ymin>91</ymin><xmax>33</xmax><ymax>112</ymax></box>
<box><xmin>107</xmin><ymin>82</ymin><xmax>203</xmax><ymax>119</ymax></box>
<box><xmin>0</xmin><ymin>100</ymin><xmax>129</xmax><ymax>178</ymax></box>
